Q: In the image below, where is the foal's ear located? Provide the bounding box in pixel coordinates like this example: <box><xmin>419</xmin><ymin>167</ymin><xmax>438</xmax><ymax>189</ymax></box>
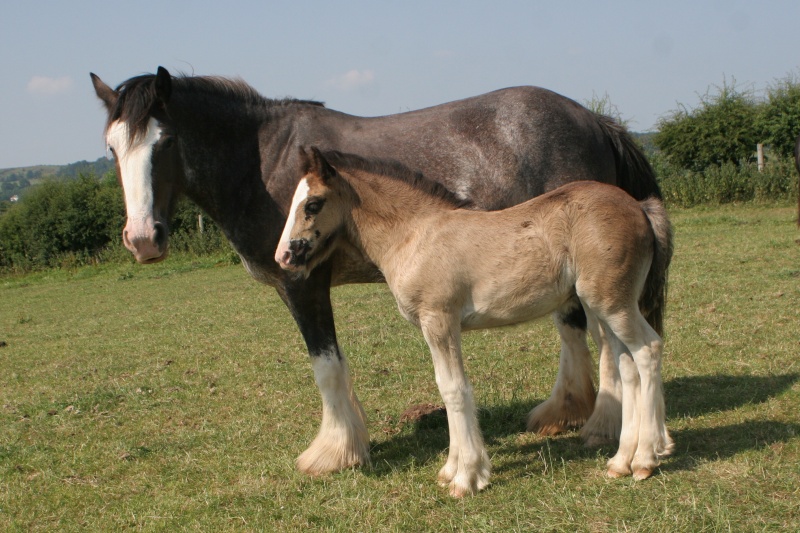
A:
<box><xmin>310</xmin><ymin>147</ymin><xmax>337</xmax><ymax>184</ymax></box>
<box><xmin>154</xmin><ymin>66</ymin><xmax>172</xmax><ymax>104</ymax></box>
<box><xmin>90</xmin><ymin>73</ymin><xmax>117</xmax><ymax>111</ymax></box>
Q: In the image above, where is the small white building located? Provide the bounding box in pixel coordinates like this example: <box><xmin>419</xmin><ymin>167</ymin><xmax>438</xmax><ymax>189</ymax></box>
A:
<box><xmin>9</xmin><ymin>195</ymin><xmax>19</xmax><ymax>202</ymax></box>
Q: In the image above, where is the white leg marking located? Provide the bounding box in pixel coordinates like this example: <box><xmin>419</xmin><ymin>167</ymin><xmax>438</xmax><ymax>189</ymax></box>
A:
<box><xmin>422</xmin><ymin>316</ymin><xmax>490</xmax><ymax>497</ymax></box>
<box><xmin>297</xmin><ymin>352</ymin><xmax>370</xmax><ymax>475</ymax></box>
<box><xmin>581</xmin><ymin>311</ymin><xmax>623</xmax><ymax>446</ymax></box>
<box><xmin>527</xmin><ymin>314</ymin><xmax>595</xmax><ymax>435</ymax></box>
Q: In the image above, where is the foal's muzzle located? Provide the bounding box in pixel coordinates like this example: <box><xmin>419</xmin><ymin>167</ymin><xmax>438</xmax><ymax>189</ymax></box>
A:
<box><xmin>278</xmin><ymin>238</ymin><xmax>311</xmax><ymax>270</ymax></box>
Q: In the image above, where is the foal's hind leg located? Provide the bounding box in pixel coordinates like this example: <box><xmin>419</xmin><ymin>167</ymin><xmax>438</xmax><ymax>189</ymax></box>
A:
<box><xmin>602</xmin><ymin>309</ymin><xmax>671</xmax><ymax>480</ymax></box>
<box><xmin>527</xmin><ymin>305</ymin><xmax>595</xmax><ymax>435</ymax></box>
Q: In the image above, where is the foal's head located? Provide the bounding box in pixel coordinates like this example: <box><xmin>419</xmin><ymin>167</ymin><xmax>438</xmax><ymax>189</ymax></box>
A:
<box><xmin>275</xmin><ymin>147</ymin><xmax>353</xmax><ymax>276</ymax></box>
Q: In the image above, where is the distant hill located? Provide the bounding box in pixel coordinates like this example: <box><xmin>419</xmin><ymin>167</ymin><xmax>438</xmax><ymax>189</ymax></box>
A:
<box><xmin>0</xmin><ymin>157</ymin><xmax>114</xmax><ymax>202</ymax></box>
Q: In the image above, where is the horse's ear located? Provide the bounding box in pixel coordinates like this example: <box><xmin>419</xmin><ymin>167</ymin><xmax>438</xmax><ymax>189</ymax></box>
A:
<box><xmin>90</xmin><ymin>73</ymin><xmax>117</xmax><ymax>111</ymax></box>
<box><xmin>154</xmin><ymin>66</ymin><xmax>172</xmax><ymax>104</ymax></box>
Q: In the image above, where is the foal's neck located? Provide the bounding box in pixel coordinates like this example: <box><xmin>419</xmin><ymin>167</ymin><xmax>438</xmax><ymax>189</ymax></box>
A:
<box><xmin>345</xmin><ymin>170</ymin><xmax>459</xmax><ymax>267</ymax></box>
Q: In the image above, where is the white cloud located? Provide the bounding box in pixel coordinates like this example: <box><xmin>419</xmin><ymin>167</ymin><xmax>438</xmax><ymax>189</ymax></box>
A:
<box><xmin>27</xmin><ymin>76</ymin><xmax>73</xmax><ymax>95</ymax></box>
<box><xmin>325</xmin><ymin>69</ymin><xmax>375</xmax><ymax>91</ymax></box>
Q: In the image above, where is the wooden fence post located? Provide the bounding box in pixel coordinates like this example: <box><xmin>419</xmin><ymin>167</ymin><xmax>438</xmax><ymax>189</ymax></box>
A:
<box><xmin>757</xmin><ymin>143</ymin><xmax>764</xmax><ymax>172</ymax></box>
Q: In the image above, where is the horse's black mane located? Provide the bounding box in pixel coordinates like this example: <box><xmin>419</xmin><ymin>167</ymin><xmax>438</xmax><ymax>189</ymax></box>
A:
<box><xmin>322</xmin><ymin>150</ymin><xmax>473</xmax><ymax>209</ymax></box>
<box><xmin>108</xmin><ymin>72</ymin><xmax>325</xmax><ymax>143</ymax></box>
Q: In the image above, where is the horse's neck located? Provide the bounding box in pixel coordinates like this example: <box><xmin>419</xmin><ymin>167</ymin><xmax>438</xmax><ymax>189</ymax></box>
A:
<box><xmin>173</xmin><ymin>100</ymin><xmax>286</xmax><ymax>265</ymax></box>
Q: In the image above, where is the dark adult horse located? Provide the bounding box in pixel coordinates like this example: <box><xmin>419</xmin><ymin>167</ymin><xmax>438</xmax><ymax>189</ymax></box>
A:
<box><xmin>91</xmin><ymin>67</ymin><xmax>663</xmax><ymax>475</ymax></box>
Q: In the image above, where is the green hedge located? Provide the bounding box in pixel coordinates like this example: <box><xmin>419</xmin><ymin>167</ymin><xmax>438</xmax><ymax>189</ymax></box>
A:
<box><xmin>0</xmin><ymin>174</ymin><xmax>232</xmax><ymax>273</ymax></box>
<box><xmin>653</xmin><ymin>153</ymin><xmax>799</xmax><ymax>207</ymax></box>
<box><xmin>1</xmin><ymin>161</ymin><xmax>797</xmax><ymax>274</ymax></box>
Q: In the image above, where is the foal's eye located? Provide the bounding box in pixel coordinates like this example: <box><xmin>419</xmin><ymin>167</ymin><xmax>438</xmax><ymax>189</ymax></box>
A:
<box><xmin>304</xmin><ymin>200</ymin><xmax>324</xmax><ymax>216</ymax></box>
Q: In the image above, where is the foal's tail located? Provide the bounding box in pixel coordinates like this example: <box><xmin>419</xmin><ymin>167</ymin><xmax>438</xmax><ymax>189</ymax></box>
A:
<box><xmin>639</xmin><ymin>198</ymin><xmax>674</xmax><ymax>336</ymax></box>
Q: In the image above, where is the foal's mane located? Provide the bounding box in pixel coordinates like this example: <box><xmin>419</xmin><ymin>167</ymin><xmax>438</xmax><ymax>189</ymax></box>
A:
<box><xmin>107</xmin><ymin>72</ymin><xmax>325</xmax><ymax>143</ymax></box>
<box><xmin>322</xmin><ymin>150</ymin><xmax>473</xmax><ymax>209</ymax></box>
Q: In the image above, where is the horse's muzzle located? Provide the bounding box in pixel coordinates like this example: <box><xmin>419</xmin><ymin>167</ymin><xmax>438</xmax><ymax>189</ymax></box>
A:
<box><xmin>123</xmin><ymin>220</ymin><xmax>169</xmax><ymax>264</ymax></box>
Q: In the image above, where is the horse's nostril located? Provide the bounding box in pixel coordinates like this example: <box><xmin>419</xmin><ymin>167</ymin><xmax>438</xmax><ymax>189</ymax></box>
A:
<box><xmin>153</xmin><ymin>222</ymin><xmax>167</xmax><ymax>248</ymax></box>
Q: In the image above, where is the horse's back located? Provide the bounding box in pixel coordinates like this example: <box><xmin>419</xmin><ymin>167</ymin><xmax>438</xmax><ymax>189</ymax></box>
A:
<box><xmin>311</xmin><ymin>87</ymin><xmax>618</xmax><ymax>210</ymax></box>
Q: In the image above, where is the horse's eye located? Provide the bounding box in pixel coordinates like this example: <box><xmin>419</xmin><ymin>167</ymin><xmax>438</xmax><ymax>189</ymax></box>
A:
<box><xmin>161</xmin><ymin>137</ymin><xmax>175</xmax><ymax>149</ymax></box>
<box><xmin>304</xmin><ymin>200</ymin><xmax>324</xmax><ymax>216</ymax></box>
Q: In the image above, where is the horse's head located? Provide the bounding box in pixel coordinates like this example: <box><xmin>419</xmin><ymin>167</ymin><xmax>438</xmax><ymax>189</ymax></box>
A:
<box><xmin>275</xmin><ymin>147</ymin><xmax>351</xmax><ymax>277</ymax></box>
<box><xmin>91</xmin><ymin>67</ymin><xmax>183</xmax><ymax>264</ymax></box>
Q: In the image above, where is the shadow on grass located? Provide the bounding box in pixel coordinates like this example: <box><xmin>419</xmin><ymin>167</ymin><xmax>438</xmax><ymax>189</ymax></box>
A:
<box><xmin>664</xmin><ymin>373</ymin><xmax>798</xmax><ymax>418</ymax></box>
<box><xmin>366</xmin><ymin>372</ymin><xmax>799</xmax><ymax>478</ymax></box>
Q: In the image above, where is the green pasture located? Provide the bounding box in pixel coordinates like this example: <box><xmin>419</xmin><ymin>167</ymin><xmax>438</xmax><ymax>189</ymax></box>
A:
<box><xmin>1</xmin><ymin>204</ymin><xmax>799</xmax><ymax>531</ymax></box>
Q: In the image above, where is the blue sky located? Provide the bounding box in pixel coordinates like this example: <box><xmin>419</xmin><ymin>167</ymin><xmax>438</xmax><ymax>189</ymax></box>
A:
<box><xmin>1</xmin><ymin>0</ymin><xmax>798</xmax><ymax>169</ymax></box>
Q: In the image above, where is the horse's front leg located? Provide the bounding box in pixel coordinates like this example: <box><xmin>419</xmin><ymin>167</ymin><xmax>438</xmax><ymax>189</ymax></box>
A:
<box><xmin>420</xmin><ymin>314</ymin><xmax>490</xmax><ymax>497</ymax></box>
<box><xmin>279</xmin><ymin>263</ymin><xmax>369</xmax><ymax>475</ymax></box>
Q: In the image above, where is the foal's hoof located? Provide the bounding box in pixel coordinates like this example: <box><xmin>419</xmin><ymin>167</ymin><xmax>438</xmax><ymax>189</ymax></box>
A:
<box><xmin>606</xmin><ymin>467</ymin><xmax>628</xmax><ymax>479</ymax></box>
<box><xmin>633</xmin><ymin>467</ymin><xmax>655</xmax><ymax>481</ymax></box>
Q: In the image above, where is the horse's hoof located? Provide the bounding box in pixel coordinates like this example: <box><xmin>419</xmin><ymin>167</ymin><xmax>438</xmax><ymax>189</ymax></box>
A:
<box><xmin>633</xmin><ymin>467</ymin><xmax>654</xmax><ymax>480</ymax></box>
<box><xmin>449</xmin><ymin>480</ymin><xmax>479</xmax><ymax>498</ymax></box>
<box><xmin>606</xmin><ymin>467</ymin><xmax>628</xmax><ymax>479</ymax></box>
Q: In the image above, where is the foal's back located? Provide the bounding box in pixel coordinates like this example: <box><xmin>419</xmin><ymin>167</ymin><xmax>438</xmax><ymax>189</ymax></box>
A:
<box><xmin>391</xmin><ymin>181</ymin><xmax>655</xmax><ymax>329</ymax></box>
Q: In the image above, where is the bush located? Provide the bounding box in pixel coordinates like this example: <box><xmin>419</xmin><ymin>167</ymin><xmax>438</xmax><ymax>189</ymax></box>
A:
<box><xmin>655</xmin><ymin>152</ymin><xmax>798</xmax><ymax>207</ymax></box>
<box><xmin>655</xmin><ymin>80</ymin><xmax>760</xmax><ymax>172</ymax></box>
<box><xmin>0</xmin><ymin>172</ymin><xmax>234</xmax><ymax>273</ymax></box>
<box><xmin>0</xmin><ymin>174</ymin><xmax>125</xmax><ymax>270</ymax></box>
<box><xmin>758</xmin><ymin>73</ymin><xmax>800</xmax><ymax>158</ymax></box>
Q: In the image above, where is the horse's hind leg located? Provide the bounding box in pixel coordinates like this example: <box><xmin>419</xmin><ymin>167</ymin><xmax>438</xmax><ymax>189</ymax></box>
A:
<box><xmin>526</xmin><ymin>305</ymin><xmax>595</xmax><ymax>435</ymax></box>
<box><xmin>580</xmin><ymin>311</ymin><xmax>623</xmax><ymax>447</ymax></box>
<box><xmin>421</xmin><ymin>313</ymin><xmax>490</xmax><ymax>498</ymax></box>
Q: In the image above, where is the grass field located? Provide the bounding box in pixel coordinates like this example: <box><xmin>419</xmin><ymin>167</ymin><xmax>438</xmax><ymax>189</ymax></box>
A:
<box><xmin>1</xmin><ymin>204</ymin><xmax>799</xmax><ymax>531</ymax></box>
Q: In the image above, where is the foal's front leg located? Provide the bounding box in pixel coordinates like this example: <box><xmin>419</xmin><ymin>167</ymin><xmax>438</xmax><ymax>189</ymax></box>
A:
<box><xmin>280</xmin><ymin>266</ymin><xmax>370</xmax><ymax>475</ymax></box>
<box><xmin>420</xmin><ymin>314</ymin><xmax>490</xmax><ymax>497</ymax></box>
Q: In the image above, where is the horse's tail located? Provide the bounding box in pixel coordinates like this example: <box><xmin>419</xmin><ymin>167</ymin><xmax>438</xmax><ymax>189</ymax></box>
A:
<box><xmin>638</xmin><ymin>197</ymin><xmax>674</xmax><ymax>337</ymax></box>
<box><xmin>595</xmin><ymin>113</ymin><xmax>662</xmax><ymax>201</ymax></box>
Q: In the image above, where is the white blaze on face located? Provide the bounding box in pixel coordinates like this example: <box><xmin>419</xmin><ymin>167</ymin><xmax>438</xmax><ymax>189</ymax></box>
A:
<box><xmin>106</xmin><ymin>117</ymin><xmax>162</xmax><ymax>233</ymax></box>
<box><xmin>275</xmin><ymin>178</ymin><xmax>310</xmax><ymax>266</ymax></box>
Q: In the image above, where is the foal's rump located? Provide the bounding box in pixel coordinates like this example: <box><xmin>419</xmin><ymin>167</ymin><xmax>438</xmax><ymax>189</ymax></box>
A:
<box><xmin>520</xmin><ymin>182</ymin><xmax>670</xmax><ymax>321</ymax></box>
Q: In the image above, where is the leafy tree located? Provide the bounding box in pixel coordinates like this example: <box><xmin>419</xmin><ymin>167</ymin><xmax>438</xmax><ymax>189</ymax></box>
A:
<box><xmin>758</xmin><ymin>72</ymin><xmax>800</xmax><ymax>158</ymax></box>
<box><xmin>655</xmin><ymin>80</ymin><xmax>760</xmax><ymax>172</ymax></box>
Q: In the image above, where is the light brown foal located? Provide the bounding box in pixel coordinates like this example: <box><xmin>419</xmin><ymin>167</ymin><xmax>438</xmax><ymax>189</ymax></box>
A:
<box><xmin>276</xmin><ymin>148</ymin><xmax>674</xmax><ymax>497</ymax></box>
